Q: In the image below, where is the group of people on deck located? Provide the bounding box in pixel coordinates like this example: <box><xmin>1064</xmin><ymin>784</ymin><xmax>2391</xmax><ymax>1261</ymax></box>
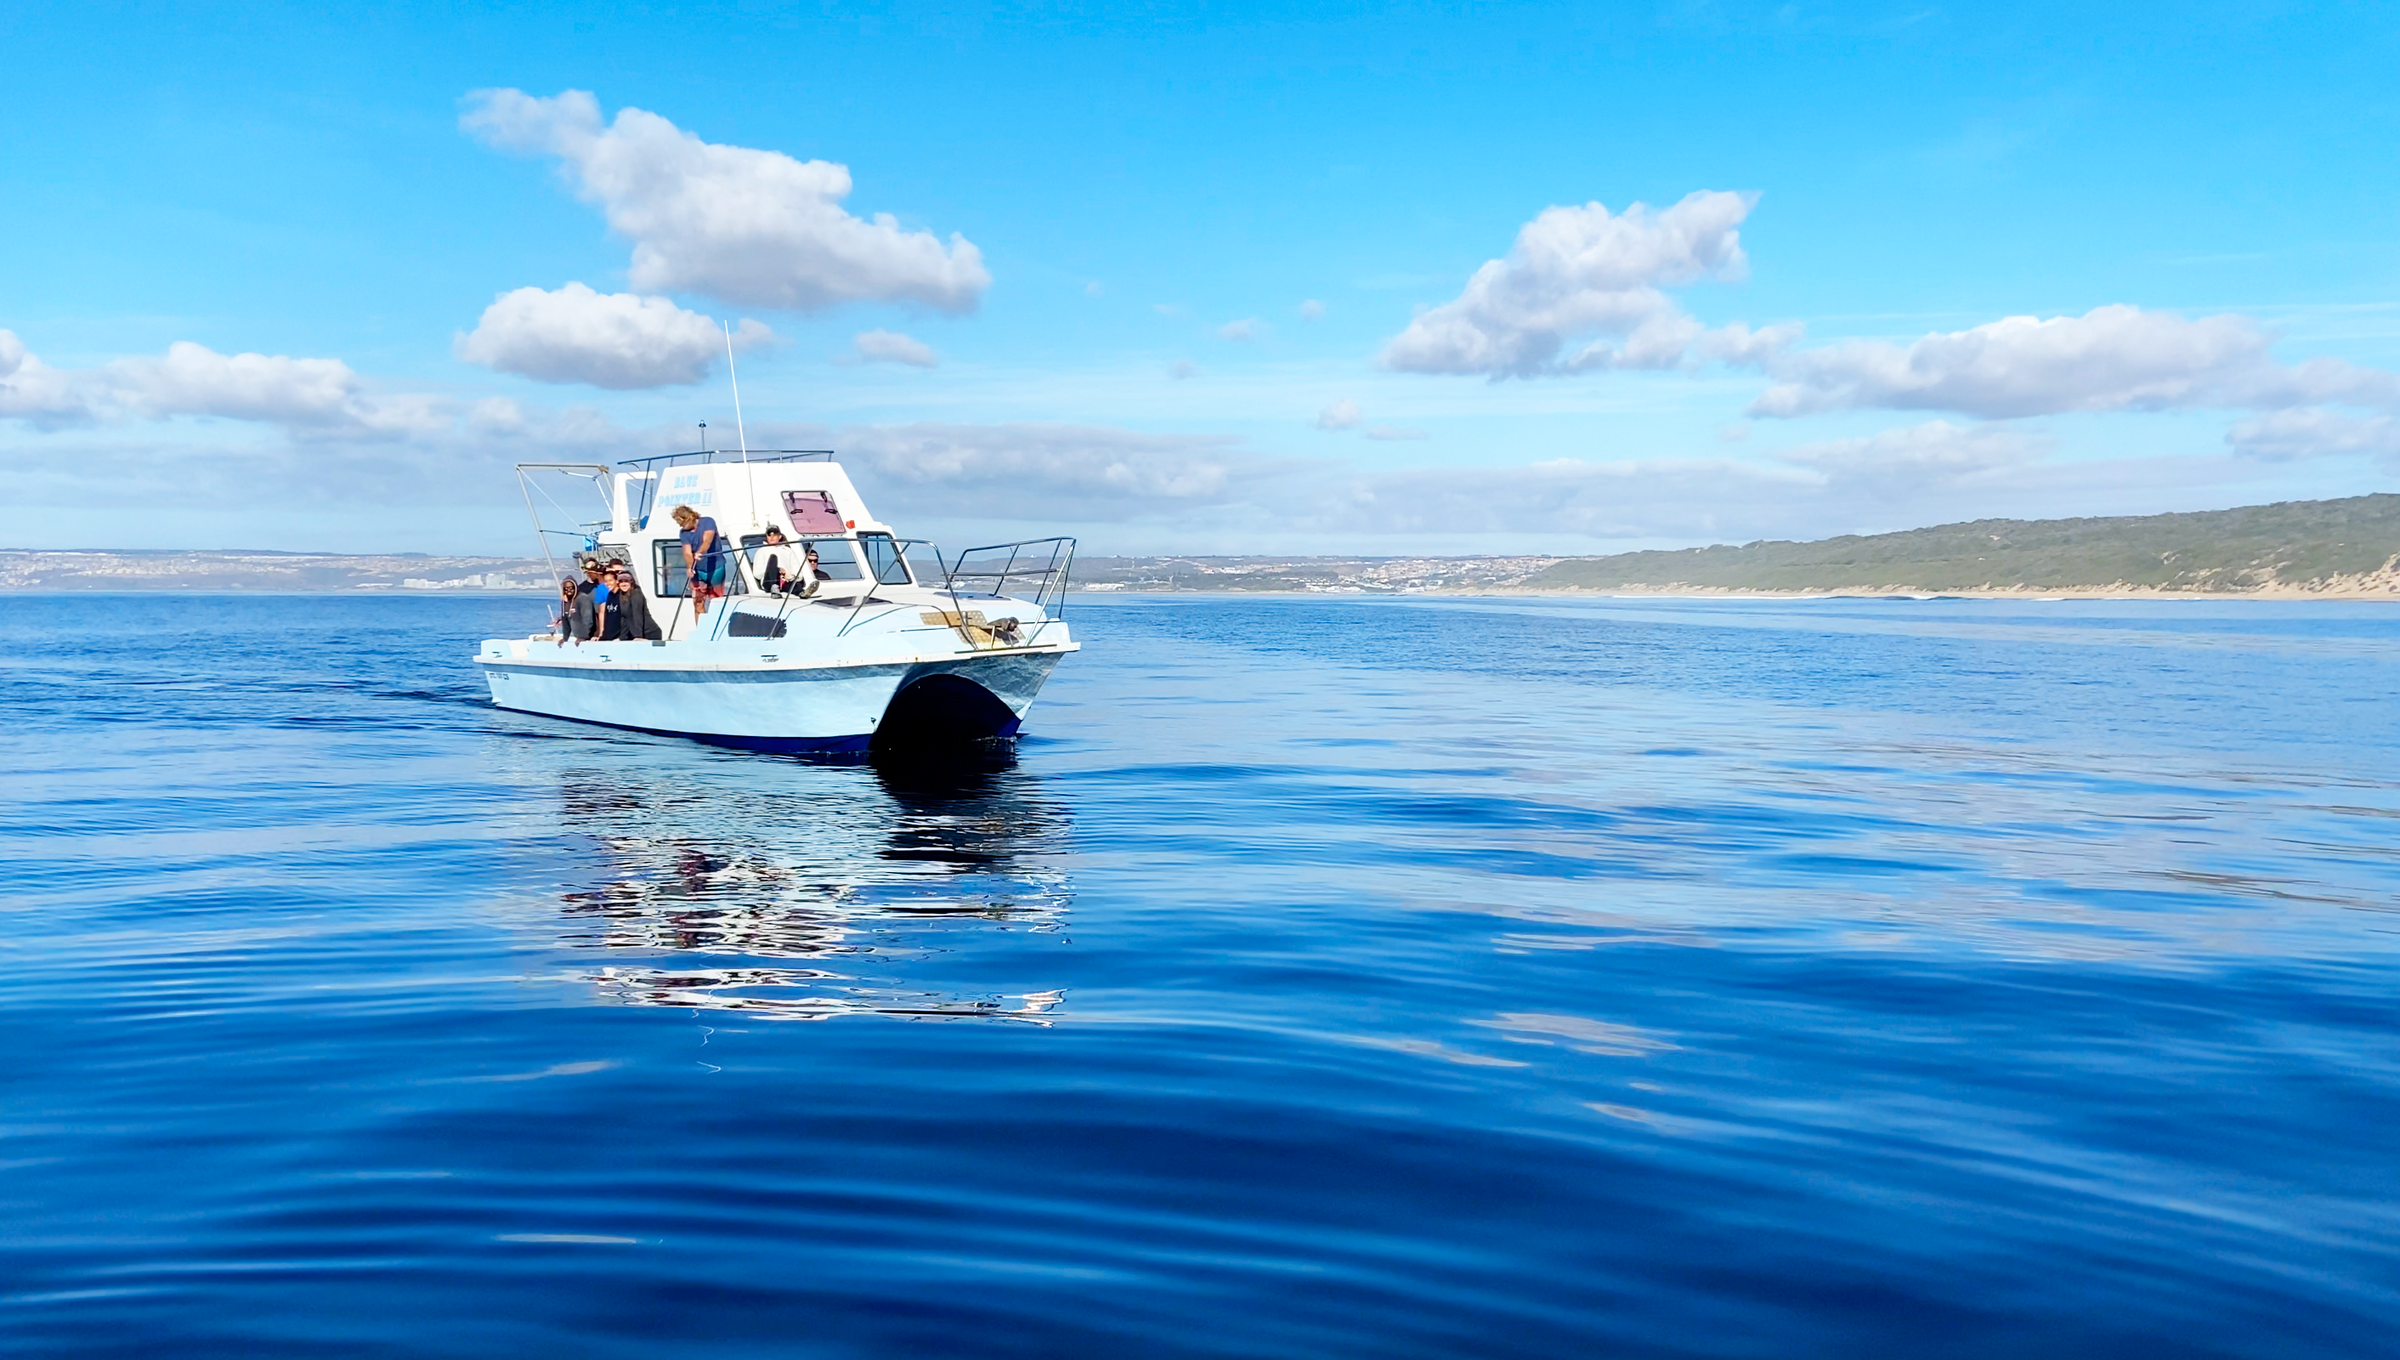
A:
<box><xmin>554</xmin><ymin>558</ymin><xmax>661</xmax><ymax>645</ymax></box>
<box><xmin>553</xmin><ymin>503</ymin><xmax>830</xmax><ymax>645</ymax></box>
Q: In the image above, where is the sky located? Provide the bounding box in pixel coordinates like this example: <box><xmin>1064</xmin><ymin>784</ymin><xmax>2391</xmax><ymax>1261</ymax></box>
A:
<box><xmin>4</xmin><ymin>0</ymin><xmax>2398</xmax><ymax>557</ymax></box>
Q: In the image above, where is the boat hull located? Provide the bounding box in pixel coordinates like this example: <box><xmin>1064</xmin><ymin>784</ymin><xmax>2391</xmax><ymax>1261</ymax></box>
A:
<box><xmin>476</xmin><ymin>644</ymin><xmax>1068</xmax><ymax>754</ymax></box>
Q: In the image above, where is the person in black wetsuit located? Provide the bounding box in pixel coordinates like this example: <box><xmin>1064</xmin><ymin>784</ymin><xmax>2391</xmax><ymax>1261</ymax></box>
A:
<box><xmin>607</xmin><ymin>564</ymin><xmax>662</xmax><ymax>641</ymax></box>
<box><xmin>598</xmin><ymin>571</ymin><xmax>626</xmax><ymax>640</ymax></box>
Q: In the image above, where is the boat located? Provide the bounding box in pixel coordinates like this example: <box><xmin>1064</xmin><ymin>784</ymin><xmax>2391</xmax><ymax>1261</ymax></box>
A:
<box><xmin>475</xmin><ymin>448</ymin><xmax>1078</xmax><ymax>756</ymax></box>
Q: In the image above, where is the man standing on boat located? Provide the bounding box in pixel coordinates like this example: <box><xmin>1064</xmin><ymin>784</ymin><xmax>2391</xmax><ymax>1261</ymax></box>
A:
<box><xmin>671</xmin><ymin>505</ymin><xmax>727</xmax><ymax>616</ymax></box>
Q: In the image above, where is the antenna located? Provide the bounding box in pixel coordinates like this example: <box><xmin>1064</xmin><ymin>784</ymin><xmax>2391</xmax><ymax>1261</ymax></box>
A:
<box><xmin>725</xmin><ymin>321</ymin><xmax>759</xmax><ymax>527</ymax></box>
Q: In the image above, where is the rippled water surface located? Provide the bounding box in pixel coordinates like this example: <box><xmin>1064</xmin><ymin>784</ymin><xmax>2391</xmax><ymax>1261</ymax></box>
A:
<box><xmin>6</xmin><ymin>593</ymin><xmax>2398</xmax><ymax>1357</ymax></box>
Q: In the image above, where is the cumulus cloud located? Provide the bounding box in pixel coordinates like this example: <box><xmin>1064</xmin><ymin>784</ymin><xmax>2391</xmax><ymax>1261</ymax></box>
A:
<box><xmin>1381</xmin><ymin>190</ymin><xmax>1759</xmax><ymax>378</ymax></box>
<box><xmin>468</xmin><ymin>396</ymin><xmax>528</xmax><ymax>433</ymax></box>
<box><xmin>2226</xmin><ymin>408</ymin><xmax>2400</xmax><ymax>462</ymax></box>
<box><xmin>0</xmin><ymin>329</ymin><xmax>92</xmax><ymax>426</ymax></box>
<box><xmin>852</xmin><ymin>329</ymin><xmax>939</xmax><ymax>368</ymax></box>
<box><xmin>1168</xmin><ymin>359</ymin><xmax>1198</xmax><ymax>380</ymax></box>
<box><xmin>1316</xmin><ymin>399</ymin><xmax>1361</xmax><ymax>430</ymax></box>
<box><xmin>2</xmin><ymin>330</ymin><xmax>454</xmax><ymax>441</ymax></box>
<box><xmin>455</xmin><ymin>282</ymin><xmax>768</xmax><ymax>388</ymax></box>
<box><xmin>1772</xmin><ymin>420</ymin><xmax>2053</xmax><ymax>492</ymax></box>
<box><xmin>839</xmin><ymin>422</ymin><xmax>1250</xmax><ymax>519</ymax></box>
<box><xmin>1320</xmin><ymin>456</ymin><xmax>1812</xmax><ymax>540</ymax></box>
<box><xmin>104</xmin><ymin>342</ymin><xmax>449</xmax><ymax>439</ymax></box>
<box><xmin>1746</xmin><ymin>305</ymin><xmax>2400</xmax><ymax>419</ymax></box>
<box><xmin>1298</xmin><ymin>299</ymin><xmax>1326</xmax><ymax>322</ymax></box>
<box><xmin>1219</xmin><ymin>318</ymin><xmax>1262</xmax><ymax>342</ymax></box>
<box><xmin>1364</xmin><ymin>425</ymin><xmax>1428</xmax><ymax>441</ymax></box>
<box><xmin>460</xmin><ymin>88</ymin><xmax>989</xmax><ymax>313</ymax></box>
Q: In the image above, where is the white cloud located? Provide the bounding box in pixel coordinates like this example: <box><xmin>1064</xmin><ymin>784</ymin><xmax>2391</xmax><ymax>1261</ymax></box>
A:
<box><xmin>4</xmin><ymin>331</ymin><xmax>454</xmax><ymax>442</ymax></box>
<box><xmin>1364</xmin><ymin>425</ymin><xmax>1428</xmax><ymax>441</ymax></box>
<box><xmin>852</xmin><ymin>329</ymin><xmax>940</xmax><ymax>368</ymax></box>
<box><xmin>0</xmin><ymin>329</ymin><xmax>91</xmax><ymax>426</ymax></box>
<box><xmin>1381</xmin><ymin>190</ymin><xmax>1759</xmax><ymax>377</ymax></box>
<box><xmin>455</xmin><ymin>282</ymin><xmax>767</xmax><ymax>388</ymax></box>
<box><xmin>1316</xmin><ymin>398</ymin><xmax>1361</xmax><ymax>430</ymax></box>
<box><xmin>1219</xmin><ymin>318</ymin><xmax>1262</xmax><ymax>342</ymax></box>
<box><xmin>1084</xmin><ymin>280</ymin><xmax>1105</xmax><ymax>298</ymax></box>
<box><xmin>1321</xmin><ymin>456</ymin><xmax>1811</xmax><ymax>540</ymax></box>
<box><xmin>468</xmin><ymin>397</ymin><xmax>527</xmax><ymax>433</ymax></box>
<box><xmin>461</xmin><ymin>88</ymin><xmax>989</xmax><ymax>313</ymax></box>
<box><xmin>104</xmin><ymin>342</ymin><xmax>449</xmax><ymax>439</ymax></box>
<box><xmin>838</xmin><ymin>422</ymin><xmax>1248</xmax><ymax>519</ymax></box>
<box><xmin>2226</xmin><ymin>408</ymin><xmax>2400</xmax><ymax>462</ymax></box>
<box><xmin>1773</xmin><ymin>419</ymin><xmax>2053</xmax><ymax>492</ymax></box>
<box><xmin>1298</xmin><ymin>299</ymin><xmax>1326</xmax><ymax>322</ymax></box>
<box><xmin>1153</xmin><ymin>303</ymin><xmax>1184</xmax><ymax>318</ymax></box>
<box><xmin>1168</xmin><ymin>359</ymin><xmax>1198</xmax><ymax>380</ymax></box>
<box><xmin>1747</xmin><ymin>305</ymin><xmax>2400</xmax><ymax>419</ymax></box>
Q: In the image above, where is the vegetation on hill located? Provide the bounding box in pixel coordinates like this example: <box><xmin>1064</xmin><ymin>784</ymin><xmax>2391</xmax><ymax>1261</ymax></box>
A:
<box><xmin>1526</xmin><ymin>495</ymin><xmax>2400</xmax><ymax>594</ymax></box>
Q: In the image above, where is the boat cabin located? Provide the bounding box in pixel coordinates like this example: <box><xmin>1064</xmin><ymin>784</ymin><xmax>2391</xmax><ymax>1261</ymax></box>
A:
<box><xmin>578</xmin><ymin>451</ymin><xmax>919</xmax><ymax>638</ymax></box>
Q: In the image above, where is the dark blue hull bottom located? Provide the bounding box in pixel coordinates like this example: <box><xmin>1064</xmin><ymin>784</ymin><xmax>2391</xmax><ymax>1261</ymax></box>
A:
<box><xmin>500</xmin><ymin>706</ymin><xmax>1022</xmax><ymax>760</ymax></box>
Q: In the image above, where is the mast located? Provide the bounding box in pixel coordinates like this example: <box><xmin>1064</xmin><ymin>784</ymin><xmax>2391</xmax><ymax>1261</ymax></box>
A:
<box><xmin>725</xmin><ymin>322</ymin><xmax>758</xmax><ymax>528</ymax></box>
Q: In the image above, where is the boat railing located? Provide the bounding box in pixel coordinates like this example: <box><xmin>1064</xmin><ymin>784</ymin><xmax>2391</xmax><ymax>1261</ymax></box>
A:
<box><xmin>616</xmin><ymin>449</ymin><xmax>835</xmax><ymax>471</ymax></box>
<box><xmin>934</xmin><ymin>538</ymin><xmax>1076</xmax><ymax>649</ymax></box>
<box><xmin>617</xmin><ymin>450</ymin><xmax>837</xmax><ymax>529</ymax></box>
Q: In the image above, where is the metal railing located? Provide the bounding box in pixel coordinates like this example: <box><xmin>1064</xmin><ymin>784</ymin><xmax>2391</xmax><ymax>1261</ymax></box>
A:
<box><xmin>618</xmin><ymin>449</ymin><xmax>837</xmax><ymax>531</ymax></box>
<box><xmin>930</xmin><ymin>537</ymin><xmax>1076</xmax><ymax>649</ymax></box>
<box><xmin>616</xmin><ymin>449</ymin><xmax>836</xmax><ymax>471</ymax></box>
<box><xmin>554</xmin><ymin>534</ymin><xmax>1077</xmax><ymax>652</ymax></box>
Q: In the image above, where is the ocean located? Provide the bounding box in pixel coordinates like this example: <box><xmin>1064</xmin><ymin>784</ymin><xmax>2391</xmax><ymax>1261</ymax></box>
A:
<box><xmin>4</xmin><ymin>592</ymin><xmax>2396</xmax><ymax>1357</ymax></box>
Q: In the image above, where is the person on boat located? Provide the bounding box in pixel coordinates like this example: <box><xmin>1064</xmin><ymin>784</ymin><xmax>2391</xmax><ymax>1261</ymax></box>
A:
<box><xmin>552</xmin><ymin>577</ymin><xmax>578</xmax><ymax>639</ymax></box>
<box><xmin>757</xmin><ymin>524</ymin><xmax>792</xmax><ymax>593</ymax></box>
<box><xmin>584</xmin><ymin>558</ymin><xmax>614</xmax><ymax>640</ymax></box>
<box><xmin>798</xmin><ymin>544</ymin><xmax>825</xmax><ymax>597</ymax></box>
<box><xmin>562</xmin><ymin>560</ymin><xmax>605</xmax><ymax>645</ymax></box>
<box><xmin>610</xmin><ymin>565</ymin><xmax>663</xmax><ymax>641</ymax></box>
<box><xmin>671</xmin><ymin>505</ymin><xmax>727</xmax><ymax>615</ymax></box>
<box><xmin>598</xmin><ymin>569</ymin><xmax>626</xmax><ymax>640</ymax></box>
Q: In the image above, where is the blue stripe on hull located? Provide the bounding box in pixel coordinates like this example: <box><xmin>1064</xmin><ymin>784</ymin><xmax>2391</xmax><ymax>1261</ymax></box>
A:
<box><xmin>493</xmin><ymin>704</ymin><xmax>1023</xmax><ymax>757</ymax></box>
<box><xmin>497</xmin><ymin>703</ymin><xmax>879</xmax><ymax>755</ymax></box>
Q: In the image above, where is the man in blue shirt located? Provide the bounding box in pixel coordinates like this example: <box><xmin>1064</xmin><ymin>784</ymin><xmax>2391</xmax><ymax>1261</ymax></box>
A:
<box><xmin>670</xmin><ymin>505</ymin><xmax>726</xmax><ymax>616</ymax></box>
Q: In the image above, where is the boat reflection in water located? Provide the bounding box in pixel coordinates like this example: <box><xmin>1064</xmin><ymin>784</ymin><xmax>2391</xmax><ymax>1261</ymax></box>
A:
<box><xmin>550</xmin><ymin>754</ymin><xmax>1073</xmax><ymax>1023</ymax></box>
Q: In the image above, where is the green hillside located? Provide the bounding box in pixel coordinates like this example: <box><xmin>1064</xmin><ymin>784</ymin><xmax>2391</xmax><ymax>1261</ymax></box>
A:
<box><xmin>1528</xmin><ymin>495</ymin><xmax>2400</xmax><ymax>593</ymax></box>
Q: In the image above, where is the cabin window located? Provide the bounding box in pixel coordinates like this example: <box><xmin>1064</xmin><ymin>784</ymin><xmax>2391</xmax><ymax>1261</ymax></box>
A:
<box><xmin>783</xmin><ymin>491</ymin><xmax>846</xmax><ymax>534</ymax></box>
<box><xmin>860</xmin><ymin>532</ymin><xmax>912</xmax><ymax>585</ymax></box>
<box><xmin>800</xmin><ymin>537</ymin><xmax>865</xmax><ymax>581</ymax></box>
<box><xmin>653</xmin><ymin>541</ymin><xmax>687</xmax><ymax>597</ymax></box>
<box><xmin>652</xmin><ymin>541</ymin><xmax>747</xmax><ymax>597</ymax></box>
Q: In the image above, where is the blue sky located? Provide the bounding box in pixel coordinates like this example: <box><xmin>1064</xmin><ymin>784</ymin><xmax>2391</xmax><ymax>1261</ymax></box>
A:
<box><xmin>4</xmin><ymin>1</ymin><xmax>2398</xmax><ymax>556</ymax></box>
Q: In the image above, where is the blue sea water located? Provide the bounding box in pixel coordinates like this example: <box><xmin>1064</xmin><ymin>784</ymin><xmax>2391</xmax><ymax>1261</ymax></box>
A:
<box><xmin>4</xmin><ymin>592</ymin><xmax>2398</xmax><ymax>1357</ymax></box>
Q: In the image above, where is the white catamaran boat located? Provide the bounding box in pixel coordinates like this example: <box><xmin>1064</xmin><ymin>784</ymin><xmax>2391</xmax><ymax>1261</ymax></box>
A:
<box><xmin>476</xmin><ymin>449</ymin><xmax>1078</xmax><ymax>756</ymax></box>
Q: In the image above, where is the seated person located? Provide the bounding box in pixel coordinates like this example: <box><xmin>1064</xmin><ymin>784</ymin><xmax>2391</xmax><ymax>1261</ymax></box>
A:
<box><xmin>756</xmin><ymin>525</ymin><xmax>793</xmax><ymax>593</ymax></box>
<box><xmin>606</xmin><ymin>564</ymin><xmax>662</xmax><ymax>641</ymax></box>
<box><xmin>799</xmin><ymin>545</ymin><xmax>828</xmax><ymax>596</ymax></box>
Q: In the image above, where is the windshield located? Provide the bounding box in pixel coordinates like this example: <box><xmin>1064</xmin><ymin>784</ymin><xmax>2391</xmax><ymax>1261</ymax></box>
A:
<box><xmin>859</xmin><ymin>533</ymin><xmax>912</xmax><ymax>585</ymax></box>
